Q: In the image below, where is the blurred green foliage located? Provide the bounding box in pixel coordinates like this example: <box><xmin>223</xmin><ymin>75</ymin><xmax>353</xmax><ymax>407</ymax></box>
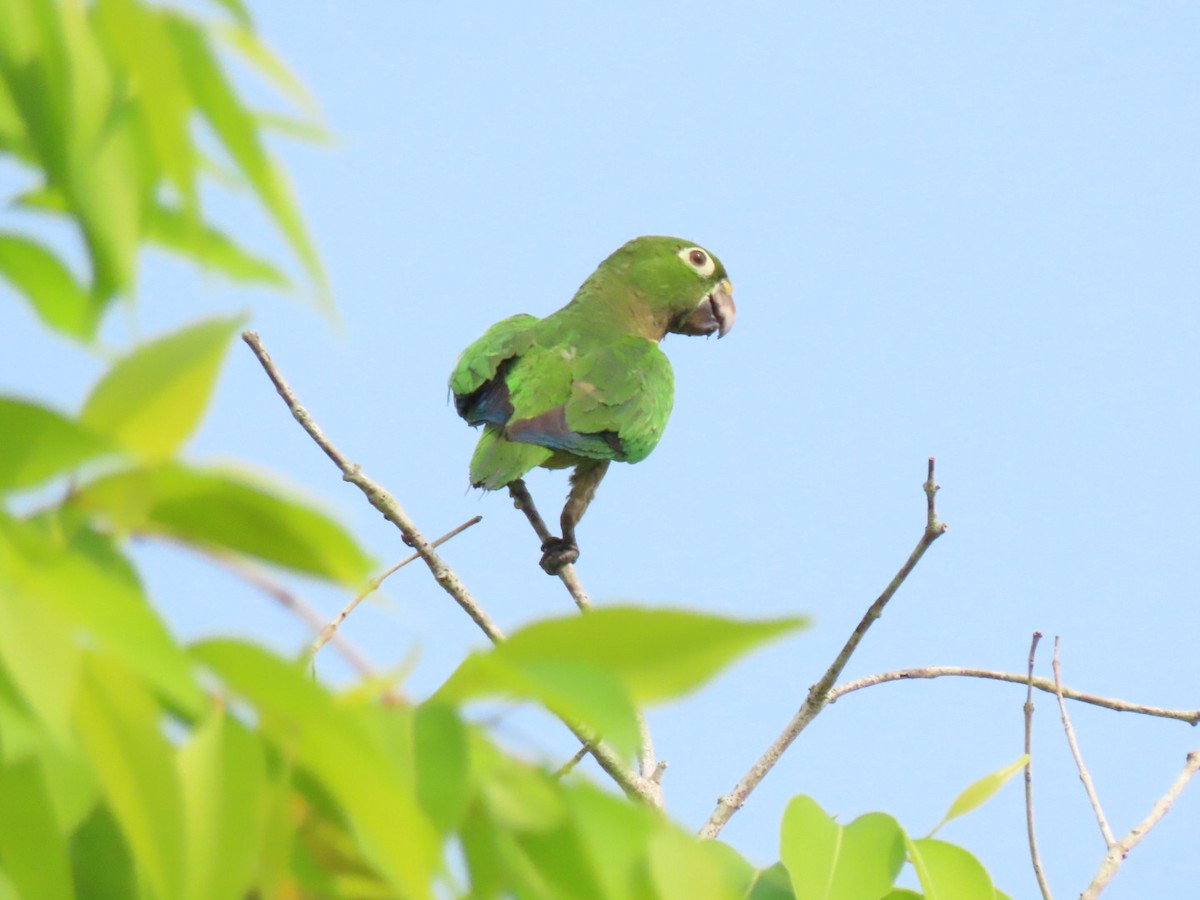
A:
<box><xmin>0</xmin><ymin>1</ymin><xmax>1013</xmax><ymax>896</ymax></box>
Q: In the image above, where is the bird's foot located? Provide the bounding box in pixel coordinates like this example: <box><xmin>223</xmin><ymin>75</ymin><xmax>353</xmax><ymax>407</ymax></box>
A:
<box><xmin>539</xmin><ymin>537</ymin><xmax>579</xmax><ymax>574</ymax></box>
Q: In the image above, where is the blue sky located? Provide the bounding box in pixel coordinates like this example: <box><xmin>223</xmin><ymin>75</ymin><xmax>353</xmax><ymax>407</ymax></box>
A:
<box><xmin>3</xmin><ymin>2</ymin><xmax>1198</xmax><ymax>896</ymax></box>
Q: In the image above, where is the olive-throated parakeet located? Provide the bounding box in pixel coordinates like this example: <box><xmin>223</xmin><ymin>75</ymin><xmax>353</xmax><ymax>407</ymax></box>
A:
<box><xmin>449</xmin><ymin>235</ymin><xmax>736</xmax><ymax>573</ymax></box>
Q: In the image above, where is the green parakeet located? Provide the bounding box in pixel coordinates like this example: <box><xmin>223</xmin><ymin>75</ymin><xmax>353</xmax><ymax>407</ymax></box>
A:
<box><xmin>449</xmin><ymin>235</ymin><xmax>736</xmax><ymax>573</ymax></box>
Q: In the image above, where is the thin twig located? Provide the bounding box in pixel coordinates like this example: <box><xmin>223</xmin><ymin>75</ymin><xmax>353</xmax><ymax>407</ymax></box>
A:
<box><xmin>552</xmin><ymin>745</ymin><xmax>590</xmax><ymax>780</ymax></box>
<box><xmin>307</xmin><ymin>516</ymin><xmax>482</xmax><ymax>662</ymax></box>
<box><xmin>699</xmin><ymin>458</ymin><xmax>947</xmax><ymax>839</ymax></box>
<box><xmin>1081</xmin><ymin>747</ymin><xmax>1200</xmax><ymax>899</ymax></box>
<box><xmin>1053</xmin><ymin>637</ymin><xmax>1115</xmax><ymax>847</ymax></box>
<box><xmin>1024</xmin><ymin>632</ymin><xmax>1053</xmax><ymax>900</ymax></box>
<box><xmin>826</xmin><ymin>667</ymin><xmax>1200</xmax><ymax>725</ymax></box>
<box><xmin>197</xmin><ymin>544</ymin><xmax>378</xmax><ymax>680</ymax></box>
<box><xmin>243</xmin><ymin>331</ymin><xmax>651</xmax><ymax>802</ymax></box>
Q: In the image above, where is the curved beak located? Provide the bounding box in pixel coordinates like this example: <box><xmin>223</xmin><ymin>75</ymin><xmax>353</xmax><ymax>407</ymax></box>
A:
<box><xmin>673</xmin><ymin>279</ymin><xmax>736</xmax><ymax>339</ymax></box>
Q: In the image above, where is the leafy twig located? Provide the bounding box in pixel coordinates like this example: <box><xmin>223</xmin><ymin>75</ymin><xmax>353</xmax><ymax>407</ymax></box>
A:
<box><xmin>699</xmin><ymin>458</ymin><xmax>947</xmax><ymax>839</ymax></box>
<box><xmin>307</xmin><ymin>515</ymin><xmax>482</xmax><ymax>662</ymax></box>
<box><xmin>826</xmin><ymin>668</ymin><xmax>1200</xmax><ymax>725</ymax></box>
<box><xmin>1023</xmin><ymin>632</ymin><xmax>1054</xmax><ymax>899</ymax></box>
<box><xmin>1053</xmin><ymin>637</ymin><xmax>1115</xmax><ymax>847</ymax></box>
<box><xmin>1081</xmin><ymin>747</ymin><xmax>1200</xmax><ymax>898</ymax></box>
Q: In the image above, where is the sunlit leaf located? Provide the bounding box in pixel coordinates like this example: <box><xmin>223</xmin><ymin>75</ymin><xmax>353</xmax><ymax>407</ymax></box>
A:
<box><xmin>0</xmin><ymin>758</ymin><xmax>74</xmax><ymax>899</ymax></box>
<box><xmin>927</xmin><ymin>755</ymin><xmax>1029</xmax><ymax>837</ymax></box>
<box><xmin>168</xmin><ymin>16</ymin><xmax>326</xmax><ymax>300</ymax></box>
<box><xmin>442</xmin><ymin>606</ymin><xmax>806</xmax><ymax>705</ymax></box>
<box><xmin>80</xmin><ymin>315</ymin><xmax>245</xmax><ymax>461</ymax></box>
<box><xmin>748</xmin><ymin>862</ymin><xmax>795</xmax><ymax>900</ymax></box>
<box><xmin>907</xmin><ymin>838</ymin><xmax>994</xmax><ymax>900</ymax></box>
<box><xmin>73</xmin><ymin>654</ymin><xmax>185</xmax><ymax>900</ymax></box>
<box><xmin>0</xmin><ymin>234</ymin><xmax>98</xmax><ymax>338</ymax></box>
<box><xmin>780</xmin><ymin>795</ymin><xmax>905</xmax><ymax>900</ymax></box>
<box><xmin>75</xmin><ymin>463</ymin><xmax>373</xmax><ymax>586</ymax></box>
<box><xmin>145</xmin><ymin>204</ymin><xmax>290</xmax><ymax>287</ymax></box>
<box><xmin>191</xmin><ymin>640</ymin><xmax>439</xmax><ymax>897</ymax></box>
<box><xmin>179</xmin><ymin>706</ymin><xmax>267</xmax><ymax>900</ymax></box>
<box><xmin>647</xmin><ymin>827</ymin><xmax>733</xmax><ymax>900</ymax></box>
<box><xmin>216</xmin><ymin>23</ymin><xmax>321</xmax><ymax>119</ymax></box>
<box><xmin>1</xmin><ymin>512</ymin><xmax>203</xmax><ymax>716</ymax></box>
<box><xmin>414</xmin><ymin>703</ymin><xmax>471</xmax><ymax>832</ymax></box>
<box><xmin>0</xmin><ymin>397</ymin><xmax>114</xmax><ymax>492</ymax></box>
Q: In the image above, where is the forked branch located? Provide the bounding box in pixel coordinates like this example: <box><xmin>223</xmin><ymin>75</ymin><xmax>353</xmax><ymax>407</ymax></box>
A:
<box><xmin>699</xmin><ymin>458</ymin><xmax>947</xmax><ymax>838</ymax></box>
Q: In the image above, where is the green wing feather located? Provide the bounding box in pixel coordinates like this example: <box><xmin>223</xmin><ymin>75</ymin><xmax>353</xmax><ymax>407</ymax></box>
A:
<box><xmin>448</xmin><ymin>313</ymin><xmax>538</xmax><ymax>398</ymax></box>
<box><xmin>564</xmin><ymin>337</ymin><xmax>674</xmax><ymax>464</ymax></box>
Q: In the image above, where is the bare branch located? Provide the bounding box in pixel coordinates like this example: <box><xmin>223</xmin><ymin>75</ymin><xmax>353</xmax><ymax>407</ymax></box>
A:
<box><xmin>826</xmin><ymin>668</ymin><xmax>1200</xmax><ymax>725</ymax></box>
<box><xmin>242</xmin><ymin>331</ymin><xmax>653</xmax><ymax>802</ymax></box>
<box><xmin>195</xmin><ymin>542</ymin><xmax>379</xmax><ymax>681</ymax></box>
<box><xmin>308</xmin><ymin>516</ymin><xmax>482</xmax><ymax>662</ymax></box>
<box><xmin>1053</xmin><ymin>637</ymin><xmax>1115</xmax><ymax>847</ymax></box>
<box><xmin>243</xmin><ymin>331</ymin><xmax>503</xmax><ymax>643</ymax></box>
<box><xmin>1081</xmin><ymin>748</ymin><xmax>1200</xmax><ymax>899</ymax></box>
<box><xmin>699</xmin><ymin>458</ymin><xmax>947</xmax><ymax>839</ymax></box>
<box><xmin>1023</xmin><ymin>632</ymin><xmax>1054</xmax><ymax>900</ymax></box>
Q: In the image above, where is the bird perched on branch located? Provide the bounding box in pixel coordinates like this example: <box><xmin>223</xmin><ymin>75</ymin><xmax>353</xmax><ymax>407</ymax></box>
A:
<box><xmin>449</xmin><ymin>235</ymin><xmax>736</xmax><ymax>573</ymax></box>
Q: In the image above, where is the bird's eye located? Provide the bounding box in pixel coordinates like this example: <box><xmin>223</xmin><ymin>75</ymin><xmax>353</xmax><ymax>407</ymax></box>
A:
<box><xmin>678</xmin><ymin>246</ymin><xmax>716</xmax><ymax>277</ymax></box>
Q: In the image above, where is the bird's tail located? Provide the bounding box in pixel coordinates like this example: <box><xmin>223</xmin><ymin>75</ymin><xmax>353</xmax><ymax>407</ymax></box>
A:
<box><xmin>470</xmin><ymin>426</ymin><xmax>553</xmax><ymax>490</ymax></box>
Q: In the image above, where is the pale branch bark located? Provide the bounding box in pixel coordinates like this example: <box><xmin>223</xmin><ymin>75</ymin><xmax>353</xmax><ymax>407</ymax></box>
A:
<box><xmin>699</xmin><ymin>458</ymin><xmax>947</xmax><ymax>839</ymax></box>
<box><xmin>242</xmin><ymin>331</ymin><xmax>502</xmax><ymax>643</ymax></box>
<box><xmin>1023</xmin><ymin>632</ymin><xmax>1054</xmax><ymax>900</ymax></box>
<box><xmin>1053</xmin><ymin>637</ymin><xmax>1115</xmax><ymax>847</ymax></box>
<box><xmin>1081</xmin><ymin>747</ymin><xmax>1200</xmax><ymax>899</ymax></box>
<box><xmin>307</xmin><ymin>516</ymin><xmax>482</xmax><ymax>663</ymax></box>
<box><xmin>826</xmin><ymin>668</ymin><xmax>1200</xmax><ymax>725</ymax></box>
<box><xmin>242</xmin><ymin>331</ymin><xmax>653</xmax><ymax>802</ymax></box>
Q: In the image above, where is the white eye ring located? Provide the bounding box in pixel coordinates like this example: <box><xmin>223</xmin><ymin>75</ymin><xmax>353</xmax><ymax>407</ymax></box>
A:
<box><xmin>678</xmin><ymin>246</ymin><xmax>716</xmax><ymax>278</ymax></box>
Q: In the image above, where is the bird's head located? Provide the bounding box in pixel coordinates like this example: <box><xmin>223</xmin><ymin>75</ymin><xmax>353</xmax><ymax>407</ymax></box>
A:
<box><xmin>592</xmin><ymin>236</ymin><xmax>737</xmax><ymax>340</ymax></box>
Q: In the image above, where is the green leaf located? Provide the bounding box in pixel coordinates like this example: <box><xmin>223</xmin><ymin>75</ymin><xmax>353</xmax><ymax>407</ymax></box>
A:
<box><xmin>215</xmin><ymin>23</ymin><xmax>321</xmax><ymax>120</ymax></box>
<box><xmin>70</xmin><ymin>804</ymin><xmax>138</xmax><ymax>900</ymax></box>
<box><xmin>75</xmin><ymin>463</ymin><xmax>373</xmax><ymax>586</ymax></box>
<box><xmin>439</xmin><ymin>653</ymin><xmax>640</xmax><ymax>758</ymax></box>
<box><xmin>0</xmin><ymin>514</ymin><xmax>83</xmax><ymax>743</ymax></box>
<box><xmin>80</xmin><ymin>316</ymin><xmax>245</xmax><ymax>461</ymax></box>
<box><xmin>695</xmin><ymin>841</ymin><xmax>758</xmax><ymax>898</ymax></box>
<box><xmin>0</xmin><ymin>512</ymin><xmax>204</xmax><ymax>717</ymax></box>
<box><xmin>168</xmin><ymin>16</ymin><xmax>327</xmax><ymax>299</ymax></box>
<box><xmin>927</xmin><ymin>755</ymin><xmax>1029</xmax><ymax>837</ymax></box>
<box><xmin>0</xmin><ymin>758</ymin><xmax>74</xmax><ymax>899</ymax></box>
<box><xmin>414</xmin><ymin>703</ymin><xmax>471</xmax><ymax>832</ymax></box>
<box><xmin>647</xmin><ymin>827</ymin><xmax>733</xmax><ymax>900</ymax></box>
<box><xmin>906</xmin><ymin>838</ymin><xmax>995</xmax><ymax>900</ymax></box>
<box><xmin>0</xmin><ymin>397</ymin><xmax>114</xmax><ymax>492</ymax></box>
<box><xmin>144</xmin><ymin>203</ymin><xmax>290</xmax><ymax>287</ymax></box>
<box><xmin>748</xmin><ymin>862</ymin><xmax>796</xmax><ymax>900</ymax></box>
<box><xmin>780</xmin><ymin>795</ymin><xmax>905</xmax><ymax>900</ymax></box>
<box><xmin>190</xmin><ymin>639</ymin><xmax>439</xmax><ymax>898</ymax></box>
<box><xmin>0</xmin><ymin>233</ymin><xmax>99</xmax><ymax>338</ymax></box>
<box><xmin>179</xmin><ymin>706</ymin><xmax>267</xmax><ymax>900</ymax></box>
<box><xmin>444</xmin><ymin>607</ymin><xmax>806</xmax><ymax>705</ymax></box>
<box><xmin>880</xmin><ymin>892</ymin><xmax>924</xmax><ymax>899</ymax></box>
<box><xmin>73</xmin><ymin>654</ymin><xmax>185</xmax><ymax>900</ymax></box>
